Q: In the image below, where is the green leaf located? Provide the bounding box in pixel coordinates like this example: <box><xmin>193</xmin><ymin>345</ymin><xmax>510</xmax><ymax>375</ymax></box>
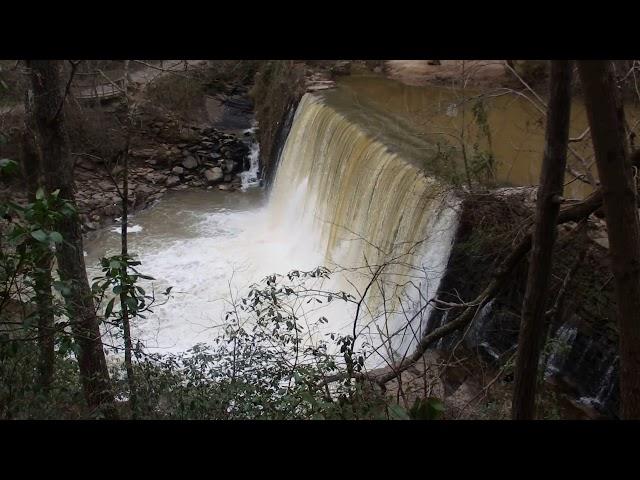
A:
<box><xmin>125</xmin><ymin>296</ymin><xmax>138</xmax><ymax>312</ymax></box>
<box><xmin>30</xmin><ymin>229</ymin><xmax>48</xmax><ymax>243</ymax></box>
<box><xmin>387</xmin><ymin>404</ymin><xmax>410</xmax><ymax>420</ymax></box>
<box><xmin>35</xmin><ymin>188</ymin><xmax>45</xmax><ymax>200</ymax></box>
<box><xmin>104</xmin><ymin>298</ymin><xmax>115</xmax><ymax>319</ymax></box>
<box><xmin>49</xmin><ymin>231</ymin><xmax>63</xmax><ymax>244</ymax></box>
<box><xmin>0</xmin><ymin>158</ymin><xmax>18</xmax><ymax>175</ymax></box>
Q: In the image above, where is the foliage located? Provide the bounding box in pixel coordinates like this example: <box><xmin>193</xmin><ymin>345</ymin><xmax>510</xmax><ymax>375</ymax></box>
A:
<box><xmin>100</xmin><ymin>267</ymin><xmax>436</xmax><ymax>420</ymax></box>
<box><xmin>91</xmin><ymin>254</ymin><xmax>169</xmax><ymax>324</ymax></box>
<box><xmin>0</xmin><ymin>186</ymin><xmax>87</xmax><ymax>419</ymax></box>
<box><xmin>0</xmin><ymin>339</ymin><xmax>85</xmax><ymax>419</ymax></box>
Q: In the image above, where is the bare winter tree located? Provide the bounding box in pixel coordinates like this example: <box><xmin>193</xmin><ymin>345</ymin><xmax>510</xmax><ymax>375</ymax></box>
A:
<box><xmin>578</xmin><ymin>60</ymin><xmax>640</xmax><ymax>419</ymax></box>
<box><xmin>28</xmin><ymin>60</ymin><xmax>118</xmax><ymax>418</ymax></box>
<box><xmin>511</xmin><ymin>60</ymin><xmax>573</xmax><ymax>420</ymax></box>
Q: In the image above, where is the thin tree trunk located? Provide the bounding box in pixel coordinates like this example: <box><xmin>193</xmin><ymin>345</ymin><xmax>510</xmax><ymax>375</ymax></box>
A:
<box><xmin>578</xmin><ymin>60</ymin><xmax>640</xmax><ymax>419</ymax></box>
<box><xmin>119</xmin><ymin>60</ymin><xmax>137</xmax><ymax>416</ymax></box>
<box><xmin>21</xmin><ymin>114</ymin><xmax>55</xmax><ymax>391</ymax></box>
<box><xmin>511</xmin><ymin>61</ymin><xmax>573</xmax><ymax>419</ymax></box>
<box><xmin>28</xmin><ymin>60</ymin><xmax>118</xmax><ymax>418</ymax></box>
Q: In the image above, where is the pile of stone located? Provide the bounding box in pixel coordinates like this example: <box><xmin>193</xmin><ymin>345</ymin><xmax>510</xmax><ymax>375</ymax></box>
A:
<box><xmin>132</xmin><ymin>125</ymin><xmax>251</xmax><ymax>190</ymax></box>
<box><xmin>74</xmin><ymin>125</ymin><xmax>255</xmax><ymax>232</ymax></box>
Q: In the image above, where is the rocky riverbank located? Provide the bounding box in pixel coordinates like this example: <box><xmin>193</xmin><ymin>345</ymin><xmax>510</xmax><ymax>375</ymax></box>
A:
<box><xmin>73</xmin><ymin>121</ymin><xmax>255</xmax><ymax>232</ymax></box>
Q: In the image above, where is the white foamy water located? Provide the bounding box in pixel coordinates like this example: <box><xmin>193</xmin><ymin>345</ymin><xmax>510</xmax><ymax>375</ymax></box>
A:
<box><xmin>239</xmin><ymin>125</ymin><xmax>261</xmax><ymax>190</ymax></box>
<box><xmin>110</xmin><ymin>224</ymin><xmax>143</xmax><ymax>234</ymax></box>
<box><xmin>85</xmin><ymin>189</ymin><xmax>326</xmax><ymax>354</ymax></box>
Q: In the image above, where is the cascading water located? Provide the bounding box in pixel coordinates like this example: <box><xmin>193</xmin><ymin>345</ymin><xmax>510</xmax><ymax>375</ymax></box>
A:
<box><xmin>86</xmin><ymin>91</ymin><xmax>460</xmax><ymax>369</ymax></box>
<box><xmin>239</xmin><ymin>124</ymin><xmax>261</xmax><ymax>190</ymax></box>
<box><xmin>268</xmin><ymin>93</ymin><xmax>459</xmax><ymax>366</ymax></box>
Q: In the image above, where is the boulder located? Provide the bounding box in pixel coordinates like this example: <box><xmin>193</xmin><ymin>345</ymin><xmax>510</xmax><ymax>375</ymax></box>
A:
<box><xmin>204</xmin><ymin>167</ymin><xmax>224</xmax><ymax>185</ymax></box>
<box><xmin>146</xmin><ymin>172</ymin><xmax>167</xmax><ymax>184</ymax></box>
<box><xmin>222</xmin><ymin>159</ymin><xmax>236</xmax><ymax>174</ymax></box>
<box><xmin>172</xmin><ymin>166</ymin><xmax>185</xmax><ymax>176</ymax></box>
<box><xmin>166</xmin><ymin>175</ymin><xmax>181</xmax><ymax>187</ymax></box>
<box><xmin>182</xmin><ymin>156</ymin><xmax>198</xmax><ymax>170</ymax></box>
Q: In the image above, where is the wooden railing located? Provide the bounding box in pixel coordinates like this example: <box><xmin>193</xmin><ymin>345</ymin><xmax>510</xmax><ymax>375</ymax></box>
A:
<box><xmin>72</xmin><ymin>71</ymin><xmax>125</xmax><ymax>100</ymax></box>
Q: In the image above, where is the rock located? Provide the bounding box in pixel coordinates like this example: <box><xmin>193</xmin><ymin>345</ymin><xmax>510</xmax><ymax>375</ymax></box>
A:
<box><xmin>182</xmin><ymin>156</ymin><xmax>198</xmax><ymax>170</ymax></box>
<box><xmin>222</xmin><ymin>159</ymin><xmax>236</xmax><ymax>174</ymax></box>
<box><xmin>146</xmin><ymin>172</ymin><xmax>167</xmax><ymax>184</ymax></box>
<box><xmin>166</xmin><ymin>175</ymin><xmax>181</xmax><ymax>187</ymax></box>
<box><xmin>218</xmin><ymin>184</ymin><xmax>233</xmax><ymax>191</ymax></box>
<box><xmin>204</xmin><ymin>167</ymin><xmax>224</xmax><ymax>185</ymax></box>
<box><xmin>130</xmin><ymin>148</ymin><xmax>157</xmax><ymax>158</ymax></box>
<box><xmin>98</xmin><ymin>181</ymin><xmax>114</xmax><ymax>191</ymax></box>
<box><xmin>224</xmin><ymin>174</ymin><xmax>232</xmax><ymax>182</ymax></box>
<box><xmin>103</xmin><ymin>204</ymin><xmax>118</xmax><ymax>217</ymax></box>
<box><xmin>172</xmin><ymin>166</ymin><xmax>185</xmax><ymax>176</ymax></box>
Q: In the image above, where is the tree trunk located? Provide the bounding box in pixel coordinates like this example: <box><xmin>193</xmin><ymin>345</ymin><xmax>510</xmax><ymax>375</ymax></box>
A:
<box><xmin>578</xmin><ymin>60</ymin><xmax>640</xmax><ymax>419</ymax></box>
<box><xmin>28</xmin><ymin>60</ymin><xmax>118</xmax><ymax>419</ymax></box>
<box><xmin>119</xmin><ymin>60</ymin><xmax>137</xmax><ymax>416</ymax></box>
<box><xmin>21</xmin><ymin>116</ymin><xmax>55</xmax><ymax>391</ymax></box>
<box><xmin>511</xmin><ymin>60</ymin><xmax>573</xmax><ymax>420</ymax></box>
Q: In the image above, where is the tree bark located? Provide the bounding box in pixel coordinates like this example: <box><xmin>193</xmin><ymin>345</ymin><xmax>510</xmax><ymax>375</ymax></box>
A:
<box><xmin>578</xmin><ymin>60</ymin><xmax>640</xmax><ymax>419</ymax></box>
<box><xmin>21</xmin><ymin>113</ymin><xmax>55</xmax><ymax>391</ymax></box>
<box><xmin>511</xmin><ymin>61</ymin><xmax>573</xmax><ymax>419</ymax></box>
<box><xmin>28</xmin><ymin>60</ymin><xmax>118</xmax><ymax>418</ymax></box>
<box><xmin>119</xmin><ymin>60</ymin><xmax>137</xmax><ymax>416</ymax></box>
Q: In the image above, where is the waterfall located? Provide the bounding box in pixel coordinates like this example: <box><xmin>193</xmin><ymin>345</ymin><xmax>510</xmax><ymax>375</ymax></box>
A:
<box><xmin>239</xmin><ymin>124</ymin><xmax>261</xmax><ymax>190</ymax></box>
<box><xmin>87</xmin><ymin>92</ymin><xmax>459</xmax><ymax>367</ymax></box>
<box><xmin>267</xmin><ymin>93</ymin><xmax>460</xmax><ymax>366</ymax></box>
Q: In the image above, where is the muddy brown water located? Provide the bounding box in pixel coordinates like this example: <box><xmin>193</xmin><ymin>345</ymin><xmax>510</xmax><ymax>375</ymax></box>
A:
<box><xmin>332</xmin><ymin>73</ymin><xmax>640</xmax><ymax>200</ymax></box>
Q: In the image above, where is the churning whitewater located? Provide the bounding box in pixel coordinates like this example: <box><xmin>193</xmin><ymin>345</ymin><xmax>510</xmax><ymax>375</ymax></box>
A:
<box><xmin>86</xmin><ymin>93</ymin><xmax>460</xmax><ymax>367</ymax></box>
